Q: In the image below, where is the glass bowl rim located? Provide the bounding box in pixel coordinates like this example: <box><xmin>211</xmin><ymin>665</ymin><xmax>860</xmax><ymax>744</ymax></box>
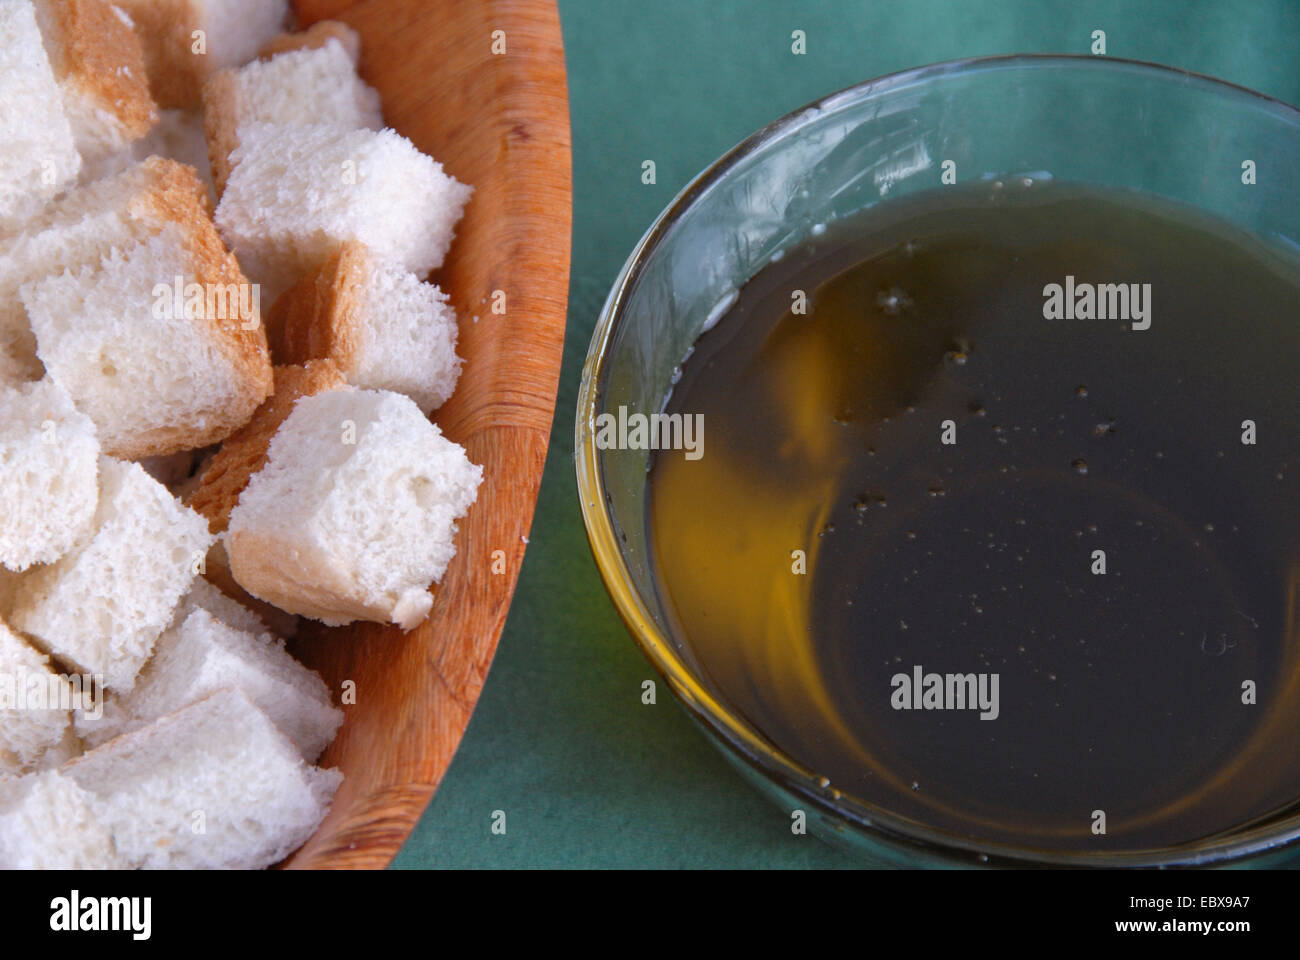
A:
<box><xmin>574</xmin><ymin>52</ymin><xmax>1300</xmax><ymax>868</ymax></box>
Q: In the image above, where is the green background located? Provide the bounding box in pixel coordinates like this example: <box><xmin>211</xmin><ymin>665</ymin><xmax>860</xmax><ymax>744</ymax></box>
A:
<box><xmin>393</xmin><ymin>0</ymin><xmax>1300</xmax><ymax>868</ymax></box>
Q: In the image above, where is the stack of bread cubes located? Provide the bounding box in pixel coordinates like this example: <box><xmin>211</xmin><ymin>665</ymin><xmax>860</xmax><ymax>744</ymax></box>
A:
<box><xmin>0</xmin><ymin>0</ymin><xmax>483</xmax><ymax>869</ymax></box>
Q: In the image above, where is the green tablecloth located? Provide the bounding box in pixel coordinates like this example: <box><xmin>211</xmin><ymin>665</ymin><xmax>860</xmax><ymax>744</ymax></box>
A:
<box><xmin>393</xmin><ymin>0</ymin><xmax>1300</xmax><ymax>868</ymax></box>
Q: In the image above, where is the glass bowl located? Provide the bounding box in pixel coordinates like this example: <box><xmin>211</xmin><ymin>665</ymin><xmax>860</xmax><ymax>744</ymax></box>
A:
<box><xmin>574</xmin><ymin>54</ymin><xmax>1300</xmax><ymax>867</ymax></box>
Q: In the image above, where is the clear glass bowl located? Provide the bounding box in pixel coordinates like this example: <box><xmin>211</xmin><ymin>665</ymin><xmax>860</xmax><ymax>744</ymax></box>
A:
<box><xmin>575</xmin><ymin>55</ymin><xmax>1300</xmax><ymax>867</ymax></box>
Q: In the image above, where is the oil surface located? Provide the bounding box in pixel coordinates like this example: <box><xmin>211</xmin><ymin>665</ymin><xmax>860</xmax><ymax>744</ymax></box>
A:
<box><xmin>646</xmin><ymin>180</ymin><xmax>1300</xmax><ymax>852</ymax></box>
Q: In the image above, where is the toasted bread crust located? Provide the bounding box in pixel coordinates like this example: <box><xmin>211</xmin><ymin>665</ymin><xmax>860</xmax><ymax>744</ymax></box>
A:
<box><xmin>201</xmin><ymin>70</ymin><xmax>241</xmax><ymax>196</ymax></box>
<box><xmin>265</xmin><ymin>242</ymin><xmax>368</xmax><ymax>370</ymax></box>
<box><xmin>258</xmin><ymin>21</ymin><xmax>362</xmax><ymax>64</ymax></box>
<box><xmin>36</xmin><ymin>0</ymin><xmax>158</xmax><ymax>142</ymax></box>
<box><xmin>184</xmin><ymin>360</ymin><xmax>347</xmax><ymax>533</ymax></box>
<box><xmin>114</xmin><ymin>0</ymin><xmax>206</xmax><ymax>109</ymax></box>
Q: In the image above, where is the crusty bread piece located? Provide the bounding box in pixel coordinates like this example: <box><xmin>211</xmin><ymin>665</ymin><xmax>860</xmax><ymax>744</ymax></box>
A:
<box><xmin>0</xmin><ymin>618</ymin><xmax>74</xmax><ymax>776</ymax></box>
<box><xmin>268</xmin><ymin>243</ymin><xmax>461</xmax><ymax>414</ymax></box>
<box><xmin>24</xmin><ymin>221</ymin><xmax>274</xmax><ymax>459</ymax></box>
<box><xmin>114</xmin><ymin>0</ymin><xmax>290</xmax><ymax>108</ymax></box>
<box><xmin>31</xmin><ymin>0</ymin><xmax>158</xmax><ymax>163</ymax></box>
<box><xmin>260</xmin><ymin>20</ymin><xmax>362</xmax><ymax>64</ymax></box>
<box><xmin>216</xmin><ymin>123</ymin><xmax>471</xmax><ymax>298</ymax></box>
<box><xmin>185</xmin><ymin>360</ymin><xmax>347</xmax><ymax>534</ymax></box>
<box><xmin>65</xmin><ymin>687</ymin><xmax>341</xmax><ymax>869</ymax></box>
<box><xmin>0</xmin><ymin>770</ymin><xmax>125</xmax><ymax>869</ymax></box>
<box><xmin>0</xmin><ymin>156</ymin><xmax>213</xmax><ymax>387</ymax></box>
<box><xmin>204</xmin><ymin>35</ymin><xmax>382</xmax><ymax>195</ymax></box>
<box><xmin>77</xmin><ymin>609</ymin><xmax>340</xmax><ymax>759</ymax></box>
<box><xmin>200</xmin><ymin>540</ymin><xmax>301</xmax><ymax>638</ymax></box>
<box><xmin>0</xmin><ymin>0</ymin><xmax>81</xmax><ymax>225</ymax></box>
<box><xmin>227</xmin><ymin>388</ymin><xmax>482</xmax><ymax>629</ymax></box>
<box><xmin>9</xmin><ymin>457</ymin><xmax>214</xmax><ymax>691</ymax></box>
<box><xmin>0</xmin><ymin>379</ymin><xmax>100</xmax><ymax>571</ymax></box>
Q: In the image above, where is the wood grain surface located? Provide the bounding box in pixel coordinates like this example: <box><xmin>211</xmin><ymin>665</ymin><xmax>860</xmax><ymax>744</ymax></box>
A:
<box><xmin>281</xmin><ymin>0</ymin><xmax>572</xmax><ymax>869</ymax></box>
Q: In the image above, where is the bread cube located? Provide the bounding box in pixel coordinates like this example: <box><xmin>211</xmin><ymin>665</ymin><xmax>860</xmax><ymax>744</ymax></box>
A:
<box><xmin>32</xmin><ymin>0</ymin><xmax>158</xmax><ymax>162</ymax></box>
<box><xmin>0</xmin><ymin>157</ymin><xmax>214</xmax><ymax>388</ymax></box>
<box><xmin>9</xmin><ymin>457</ymin><xmax>215</xmax><ymax>690</ymax></box>
<box><xmin>268</xmin><ymin>243</ymin><xmax>462</xmax><ymax>414</ymax></box>
<box><xmin>0</xmin><ymin>0</ymin><xmax>81</xmax><ymax>224</ymax></box>
<box><xmin>216</xmin><ymin>124</ymin><xmax>471</xmax><ymax>297</ymax></box>
<box><xmin>227</xmin><ymin>388</ymin><xmax>482</xmax><ymax>629</ymax></box>
<box><xmin>65</xmin><ymin>687</ymin><xmax>340</xmax><ymax>869</ymax></box>
<box><xmin>24</xmin><ymin>222</ymin><xmax>274</xmax><ymax>459</ymax></box>
<box><xmin>0</xmin><ymin>378</ymin><xmax>100</xmax><ymax>570</ymax></box>
<box><xmin>77</xmin><ymin>608</ymin><xmax>341</xmax><ymax>760</ymax></box>
<box><xmin>204</xmin><ymin>33</ymin><xmax>382</xmax><ymax>195</ymax></box>
<box><xmin>0</xmin><ymin>770</ymin><xmax>125</xmax><ymax>869</ymax></box>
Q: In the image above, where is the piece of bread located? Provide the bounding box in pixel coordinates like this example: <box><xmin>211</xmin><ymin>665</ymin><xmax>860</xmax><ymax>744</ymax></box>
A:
<box><xmin>185</xmin><ymin>360</ymin><xmax>347</xmax><ymax>534</ymax></box>
<box><xmin>0</xmin><ymin>618</ymin><xmax>75</xmax><ymax>776</ymax></box>
<box><xmin>77</xmin><ymin>608</ymin><xmax>341</xmax><ymax>759</ymax></box>
<box><xmin>216</xmin><ymin>123</ymin><xmax>471</xmax><ymax>298</ymax></box>
<box><xmin>24</xmin><ymin>221</ymin><xmax>274</xmax><ymax>459</ymax></box>
<box><xmin>0</xmin><ymin>770</ymin><xmax>125</xmax><ymax>869</ymax></box>
<box><xmin>9</xmin><ymin>457</ymin><xmax>214</xmax><ymax>691</ymax></box>
<box><xmin>82</xmin><ymin>108</ymin><xmax>217</xmax><ymax>204</ymax></box>
<box><xmin>0</xmin><ymin>156</ymin><xmax>213</xmax><ymax>387</ymax></box>
<box><xmin>0</xmin><ymin>379</ymin><xmax>100</xmax><ymax>571</ymax></box>
<box><xmin>174</xmin><ymin>574</ymin><xmax>268</xmax><ymax>636</ymax></box>
<box><xmin>227</xmin><ymin>388</ymin><xmax>483</xmax><ymax>629</ymax></box>
<box><xmin>0</xmin><ymin>0</ymin><xmax>81</xmax><ymax>225</ymax></box>
<box><xmin>31</xmin><ymin>0</ymin><xmax>158</xmax><ymax>163</ymax></box>
<box><xmin>260</xmin><ymin>20</ymin><xmax>362</xmax><ymax>64</ymax></box>
<box><xmin>113</xmin><ymin>0</ymin><xmax>290</xmax><ymax>109</ymax></box>
<box><xmin>64</xmin><ymin>687</ymin><xmax>341</xmax><ymax>869</ymax></box>
<box><xmin>269</xmin><ymin>243</ymin><xmax>462</xmax><ymax>414</ymax></box>
<box><xmin>203</xmin><ymin>35</ymin><xmax>382</xmax><ymax>195</ymax></box>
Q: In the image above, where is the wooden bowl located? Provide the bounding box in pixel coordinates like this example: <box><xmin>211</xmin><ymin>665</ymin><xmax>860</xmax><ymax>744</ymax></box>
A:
<box><xmin>281</xmin><ymin>0</ymin><xmax>571</xmax><ymax>868</ymax></box>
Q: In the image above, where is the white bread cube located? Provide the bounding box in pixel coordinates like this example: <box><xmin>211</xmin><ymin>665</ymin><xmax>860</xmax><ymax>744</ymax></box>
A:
<box><xmin>0</xmin><ymin>0</ymin><xmax>81</xmax><ymax>224</ymax></box>
<box><xmin>65</xmin><ymin>687</ymin><xmax>341</xmax><ymax>869</ymax></box>
<box><xmin>0</xmin><ymin>618</ymin><xmax>75</xmax><ymax>776</ymax></box>
<box><xmin>0</xmin><ymin>156</ymin><xmax>215</xmax><ymax>387</ymax></box>
<box><xmin>216</xmin><ymin>123</ymin><xmax>471</xmax><ymax>297</ymax></box>
<box><xmin>0</xmin><ymin>379</ymin><xmax>100</xmax><ymax>571</ymax></box>
<box><xmin>114</xmin><ymin>0</ymin><xmax>290</xmax><ymax>108</ymax></box>
<box><xmin>0</xmin><ymin>770</ymin><xmax>125</xmax><ymax>869</ymax></box>
<box><xmin>204</xmin><ymin>33</ymin><xmax>382</xmax><ymax>195</ymax></box>
<box><xmin>10</xmin><ymin>457</ymin><xmax>215</xmax><ymax>690</ymax></box>
<box><xmin>24</xmin><ymin>222</ymin><xmax>274</xmax><ymax>459</ymax></box>
<box><xmin>31</xmin><ymin>0</ymin><xmax>158</xmax><ymax>163</ymax></box>
<box><xmin>269</xmin><ymin>242</ymin><xmax>462</xmax><ymax>414</ymax></box>
<box><xmin>78</xmin><ymin>609</ymin><xmax>341</xmax><ymax>760</ymax></box>
<box><xmin>227</xmin><ymin>388</ymin><xmax>482</xmax><ymax>629</ymax></box>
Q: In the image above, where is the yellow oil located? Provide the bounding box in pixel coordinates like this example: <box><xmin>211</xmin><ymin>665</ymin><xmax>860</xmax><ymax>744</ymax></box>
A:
<box><xmin>647</xmin><ymin>181</ymin><xmax>1300</xmax><ymax>850</ymax></box>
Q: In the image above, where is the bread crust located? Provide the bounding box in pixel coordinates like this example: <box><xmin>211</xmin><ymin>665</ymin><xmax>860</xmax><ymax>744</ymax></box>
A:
<box><xmin>201</xmin><ymin>69</ymin><xmax>241</xmax><ymax>196</ymax></box>
<box><xmin>114</xmin><ymin>0</ymin><xmax>204</xmax><ymax>109</ymax></box>
<box><xmin>35</xmin><ymin>0</ymin><xmax>158</xmax><ymax>146</ymax></box>
<box><xmin>264</xmin><ymin>242</ymin><xmax>368</xmax><ymax>370</ymax></box>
